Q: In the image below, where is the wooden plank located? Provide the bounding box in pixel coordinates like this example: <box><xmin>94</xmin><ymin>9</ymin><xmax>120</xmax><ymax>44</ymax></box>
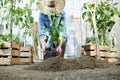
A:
<box><xmin>11</xmin><ymin>50</ymin><xmax>20</xmax><ymax>56</ymax></box>
<box><xmin>20</xmin><ymin>52</ymin><xmax>32</xmax><ymax>57</ymax></box>
<box><xmin>100</xmin><ymin>58</ymin><xmax>118</xmax><ymax>63</ymax></box>
<box><xmin>11</xmin><ymin>58</ymin><xmax>20</xmax><ymax>65</ymax></box>
<box><xmin>0</xmin><ymin>41</ymin><xmax>20</xmax><ymax>49</ymax></box>
<box><xmin>0</xmin><ymin>48</ymin><xmax>20</xmax><ymax>56</ymax></box>
<box><xmin>100</xmin><ymin>45</ymin><xmax>117</xmax><ymax>52</ymax></box>
<box><xmin>100</xmin><ymin>52</ymin><xmax>118</xmax><ymax>58</ymax></box>
<box><xmin>0</xmin><ymin>49</ymin><xmax>11</xmax><ymax>56</ymax></box>
<box><xmin>84</xmin><ymin>50</ymin><xmax>97</xmax><ymax>56</ymax></box>
<box><xmin>83</xmin><ymin>50</ymin><xmax>118</xmax><ymax>57</ymax></box>
<box><xmin>0</xmin><ymin>43</ymin><xmax>4</xmax><ymax>48</ymax></box>
<box><xmin>82</xmin><ymin>44</ymin><xmax>96</xmax><ymax>51</ymax></box>
<box><xmin>20</xmin><ymin>57</ymin><xmax>32</xmax><ymax>63</ymax></box>
<box><xmin>20</xmin><ymin>47</ymin><xmax>31</xmax><ymax>51</ymax></box>
<box><xmin>82</xmin><ymin>44</ymin><xmax>117</xmax><ymax>52</ymax></box>
<box><xmin>0</xmin><ymin>41</ymin><xmax>11</xmax><ymax>48</ymax></box>
<box><xmin>0</xmin><ymin>58</ymin><xmax>11</xmax><ymax>65</ymax></box>
<box><xmin>12</xmin><ymin>41</ymin><xmax>20</xmax><ymax>50</ymax></box>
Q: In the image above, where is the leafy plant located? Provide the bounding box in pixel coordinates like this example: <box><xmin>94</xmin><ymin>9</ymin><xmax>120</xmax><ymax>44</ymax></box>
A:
<box><xmin>45</xmin><ymin>10</ymin><xmax>65</xmax><ymax>48</ymax></box>
<box><xmin>82</xmin><ymin>0</ymin><xmax>120</xmax><ymax>46</ymax></box>
<box><xmin>0</xmin><ymin>34</ymin><xmax>12</xmax><ymax>41</ymax></box>
<box><xmin>1</xmin><ymin>0</ymin><xmax>34</xmax><ymax>45</ymax></box>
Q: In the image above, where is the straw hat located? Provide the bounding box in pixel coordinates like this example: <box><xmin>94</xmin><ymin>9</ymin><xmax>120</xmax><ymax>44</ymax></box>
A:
<box><xmin>36</xmin><ymin>0</ymin><xmax>65</xmax><ymax>14</ymax></box>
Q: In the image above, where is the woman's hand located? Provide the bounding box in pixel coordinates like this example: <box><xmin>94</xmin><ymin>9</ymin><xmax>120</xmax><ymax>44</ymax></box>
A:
<box><xmin>40</xmin><ymin>35</ymin><xmax>46</xmax><ymax>55</ymax></box>
<box><xmin>41</xmin><ymin>41</ymin><xmax>46</xmax><ymax>55</ymax></box>
<box><xmin>56</xmin><ymin>45</ymin><xmax>62</xmax><ymax>56</ymax></box>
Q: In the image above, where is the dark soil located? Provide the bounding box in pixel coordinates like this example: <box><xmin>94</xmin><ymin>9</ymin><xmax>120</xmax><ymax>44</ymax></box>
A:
<box><xmin>27</xmin><ymin>56</ymin><xmax>110</xmax><ymax>71</ymax></box>
<box><xmin>0</xmin><ymin>57</ymin><xmax>120</xmax><ymax>80</ymax></box>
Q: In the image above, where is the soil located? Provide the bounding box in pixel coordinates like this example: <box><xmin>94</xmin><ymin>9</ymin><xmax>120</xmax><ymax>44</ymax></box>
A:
<box><xmin>0</xmin><ymin>56</ymin><xmax>120</xmax><ymax>80</ymax></box>
<box><xmin>27</xmin><ymin>56</ymin><xmax>110</xmax><ymax>71</ymax></box>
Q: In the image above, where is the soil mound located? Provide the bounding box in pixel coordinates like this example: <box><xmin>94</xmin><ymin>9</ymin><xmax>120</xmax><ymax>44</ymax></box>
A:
<box><xmin>27</xmin><ymin>56</ymin><xmax>110</xmax><ymax>71</ymax></box>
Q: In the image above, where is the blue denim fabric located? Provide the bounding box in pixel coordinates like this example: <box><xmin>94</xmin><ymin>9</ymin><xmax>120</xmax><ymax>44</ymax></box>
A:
<box><xmin>39</xmin><ymin>11</ymin><xmax>66</xmax><ymax>48</ymax></box>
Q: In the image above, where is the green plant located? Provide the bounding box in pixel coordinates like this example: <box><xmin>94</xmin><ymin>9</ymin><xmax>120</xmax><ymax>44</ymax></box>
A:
<box><xmin>0</xmin><ymin>34</ymin><xmax>12</xmax><ymax>42</ymax></box>
<box><xmin>82</xmin><ymin>0</ymin><xmax>120</xmax><ymax>46</ymax></box>
<box><xmin>1</xmin><ymin>0</ymin><xmax>34</xmax><ymax>45</ymax></box>
<box><xmin>45</xmin><ymin>10</ymin><xmax>64</xmax><ymax>49</ymax></box>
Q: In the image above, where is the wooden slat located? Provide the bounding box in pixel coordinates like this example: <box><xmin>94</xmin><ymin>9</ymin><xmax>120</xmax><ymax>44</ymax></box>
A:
<box><xmin>11</xmin><ymin>58</ymin><xmax>20</xmax><ymax>65</ymax></box>
<box><xmin>100</xmin><ymin>52</ymin><xmax>118</xmax><ymax>58</ymax></box>
<box><xmin>20</xmin><ymin>47</ymin><xmax>31</xmax><ymax>51</ymax></box>
<box><xmin>20</xmin><ymin>57</ymin><xmax>32</xmax><ymax>63</ymax></box>
<box><xmin>82</xmin><ymin>44</ymin><xmax>117</xmax><ymax>52</ymax></box>
<box><xmin>0</xmin><ymin>48</ymin><xmax>20</xmax><ymax>56</ymax></box>
<box><xmin>82</xmin><ymin>44</ymin><xmax>96</xmax><ymax>51</ymax></box>
<box><xmin>20</xmin><ymin>52</ymin><xmax>32</xmax><ymax>57</ymax></box>
<box><xmin>0</xmin><ymin>41</ymin><xmax>11</xmax><ymax>48</ymax></box>
<box><xmin>0</xmin><ymin>49</ymin><xmax>11</xmax><ymax>56</ymax></box>
<box><xmin>0</xmin><ymin>58</ymin><xmax>11</xmax><ymax>65</ymax></box>
<box><xmin>100</xmin><ymin>58</ymin><xmax>118</xmax><ymax>63</ymax></box>
<box><xmin>100</xmin><ymin>45</ymin><xmax>117</xmax><ymax>52</ymax></box>
<box><xmin>81</xmin><ymin>44</ymin><xmax>118</xmax><ymax>58</ymax></box>
<box><xmin>11</xmin><ymin>50</ymin><xmax>20</xmax><ymax>56</ymax></box>
<box><xmin>84</xmin><ymin>50</ymin><xmax>97</xmax><ymax>56</ymax></box>
<box><xmin>0</xmin><ymin>41</ymin><xmax>20</xmax><ymax>49</ymax></box>
<box><xmin>12</xmin><ymin>41</ymin><xmax>20</xmax><ymax>50</ymax></box>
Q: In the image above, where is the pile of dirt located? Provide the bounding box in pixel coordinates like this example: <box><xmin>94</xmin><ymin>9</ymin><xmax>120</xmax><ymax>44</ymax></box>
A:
<box><xmin>27</xmin><ymin>56</ymin><xmax>110</xmax><ymax>71</ymax></box>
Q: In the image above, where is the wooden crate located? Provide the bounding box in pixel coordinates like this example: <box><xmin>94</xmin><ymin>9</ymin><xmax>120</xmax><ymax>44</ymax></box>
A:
<box><xmin>100</xmin><ymin>57</ymin><xmax>118</xmax><ymax>63</ymax></box>
<box><xmin>0</xmin><ymin>56</ymin><xmax>20</xmax><ymax>65</ymax></box>
<box><xmin>82</xmin><ymin>44</ymin><xmax>118</xmax><ymax>63</ymax></box>
<box><xmin>11</xmin><ymin>57</ymin><xmax>20</xmax><ymax>65</ymax></box>
<box><xmin>20</xmin><ymin>47</ymin><xmax>33</xmax><ymax>64</ymax></box>
<box><xmin>20</xmin><ymin>57</ymin><xmax>32</xmax><ymax>63</ymax></box>
<box><xmin>0</xmin><ymin>41</ymin><xmax>20</xmax><ymax>50</ymax></box>
<box><xmin>82</xmin><ymin>44</ymin><xmax>97</xmax><ymax>56</ymax></box>
<box><xmin>0</xmin><ymin>48</ymin><xmax>20</xmax><ymax>56</ymax></box>
<box><xmin>0</xmin><ymin>41</ymin><xmax>20</xmax><ymax>65</ymax></box>
<box><xmin>0</xmin><ymin>56</ymin><xmax>11</xmax><ymax>65</ymax></box>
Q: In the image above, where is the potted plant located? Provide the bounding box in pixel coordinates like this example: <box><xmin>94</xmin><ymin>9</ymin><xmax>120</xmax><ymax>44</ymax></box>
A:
<box><xmin>0</xmin><ymin>0</ymin><xmax>34</xmax><ymax>64</ymax></box>
<box><xmin>0</xmin><ymin>0</ymin><xmax>34</xmax><ymax>45</ymax></box>
<box><xmin>82</xmin><ymin>0</ymin><xmax>120</xmax><ymax>46</ymax></box>
<box><xmin>82</xmin><ymin>0</ymin><xmax>120</xmax><ymax>61</ymax></box>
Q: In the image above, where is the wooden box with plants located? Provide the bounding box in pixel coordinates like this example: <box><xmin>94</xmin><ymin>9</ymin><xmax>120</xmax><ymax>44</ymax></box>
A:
<box><xmin>82</xmin><ymin>44</ymin><xmax>118</xmax><ymax>63</ymax></box>
<box><xmin>20</xmin><ymin>47</ymin><xmax>33</xmax><ymax>64</ymax></box>
<box><xmin>0</xmin><ymin>41</ymin><xmax>20</xmax><ymax>65</ymax></box>
<box><xmin>82</xmin><ymin>0</ymin><xmax>120</xmax><ymax>63</ymax></box>
<box><xmin>0</xmin><ymin>0</ymin><xmax>34</xmax><ymax>64</ymax></box>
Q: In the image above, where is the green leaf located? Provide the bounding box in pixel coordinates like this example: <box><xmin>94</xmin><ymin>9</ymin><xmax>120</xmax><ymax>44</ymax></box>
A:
<box><xmin>14</xmin><ymin>16</ymin><xmax>19</xmax><ymax>25</ymax></box>
<box><xmin>104</xmin><ymin>11</ymin><xmax>112</xmax><ymax>16</ymax></box>
<box><xmin>82</xmin><ymin>12</ymin><xmax>87</xmax><ymax>20</ymax></box>
<box><xmin>14</xmin><ymin>35</ymin><xmax>20</xmax><ymax>44</ymax></box>
<box><xmin>107</xmin><ymin>20</ymin><xmax>115</xmax><ymax>32</ymax></box>
<box><xmin>23</xmin><ymin>32</ymin><xmax>27</xmax><ymax>38</ymax></box>
<box><xmin>114</xmin><ymin>2</ymin><xmax>118</xmax><ymax>5</ymax></box>
<box><xmin>5</xmin><ymin>24</ymin><xmax>8</xmax><ymax>30</ymax></box>
<box><xmin>86</xmin><ymin>37</ymin><xmax>96</xmax><ymax>44</ymax></box>
<box><xmin>107</xmin><ymin>48</ymin><xmax>111</xmax><ymax>53</ymax></box>
<box><xmin>30</xmin><ymin>0</ymin><xmax>35</xmax><ymax>6</ymax></box>
<box><xmin>4</xmin><ymin>0</ymin><xmax>9</xmax><ymax>6</ymax></box>
<box><xmin>30</xmin><ymin>17</ymin><xmax>34</xmax><ymax>23</ymax></box>
<box><xmin>55</xmin><ymin>15</ymin><xmax>61</xmax><ymax>28</ymax></box>
<box><xmin>115</xmin><ymin>10</ymin><xmax>120</xmax><ymax>17</ymax></box>
<box><xmin>83</xmin><ymin>3</ymin><xmax>87</xmax><ymax>10</ymax></box>
<box><xmin>105</xmin><ymin>39</ymin><xmax>111</xmax><ymax>46</ymax></box>
<box><xmin>45</xmin><ymin>27</ymin><xmax>49</xmax><ymax>32</ymax></box>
